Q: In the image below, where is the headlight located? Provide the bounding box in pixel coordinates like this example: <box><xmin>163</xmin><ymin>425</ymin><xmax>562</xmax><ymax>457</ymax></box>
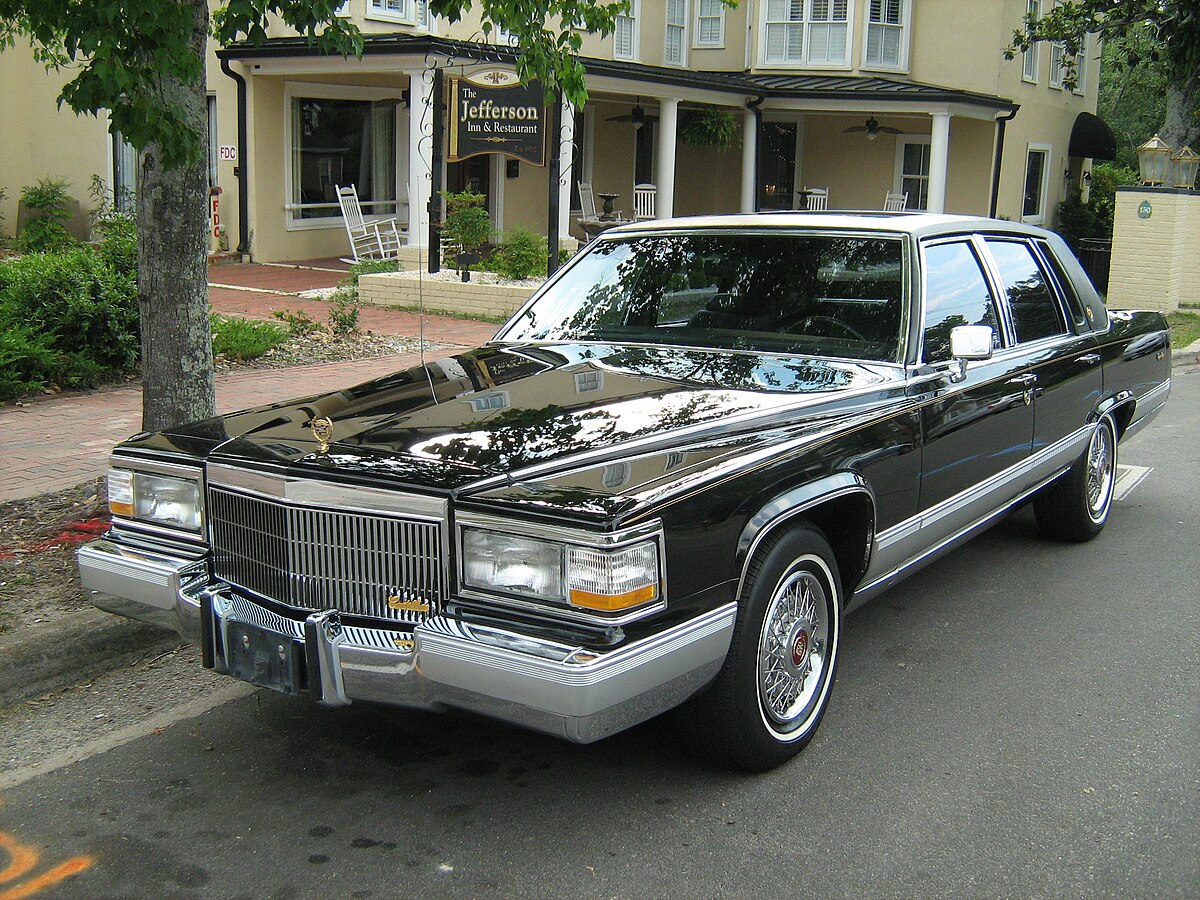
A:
<box><xmin>108</xmin><ymin>467</ymin><xmax>203</xmax><ymax>532</ymax></box>
<box><xmin>462</xmin><ymin>529</ymin><xmax>565</xmax><ymax>600</ymax></box>
<box><xmin>461</xmin><ymin>525</ymin><xmax>661</xmax><ymax>614</ymax></box>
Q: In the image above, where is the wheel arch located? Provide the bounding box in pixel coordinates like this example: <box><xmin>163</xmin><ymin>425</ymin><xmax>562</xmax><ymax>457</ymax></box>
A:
<box><xmin>1096</xmin><ymin>391</ymin><xmax>1135</xmax><ymax>439</ymax></box>
<box><xmin>736</xmin><ymin>474</ymin><xmax>876</xmax><ymax>606</ymax></box>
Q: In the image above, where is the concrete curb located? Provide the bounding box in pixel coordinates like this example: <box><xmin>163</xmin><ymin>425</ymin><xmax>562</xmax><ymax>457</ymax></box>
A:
<box><xmin>0</xmin><ymin>607</ymin><xmax>182</xmax><ymax>710</ymax></box>
<box><xmin>1173</xmin><ymin>342</ymin><xmax>1200</xmax><ymax>367</ymax></box>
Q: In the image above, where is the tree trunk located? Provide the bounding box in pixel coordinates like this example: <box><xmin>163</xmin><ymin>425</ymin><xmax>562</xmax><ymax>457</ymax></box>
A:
<box><xmin>136</xmin><ymin>0</ymin><xmax>215</xmax><ymax>432</ymax></box>
<box><xmin>1160</xmin><ymin>75</ymin><xmax>1199</xmax><ymax>152</ymax></box>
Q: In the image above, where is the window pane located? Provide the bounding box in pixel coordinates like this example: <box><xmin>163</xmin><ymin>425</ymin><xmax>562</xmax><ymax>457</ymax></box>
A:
<box><xmin>1023</xmin><ymin>149</ymin><xmax>1046</xmax><ymax>218</ymax></box>
<box><xmin>291</xmin><ymin>97</ymin><xmax>397</xmax><ymax>220</ymax></box>
<box><xmin>986</xmin><ymin>240</ymin><xmax>1065</xmax><ymax>342</ymax></box>
<box><xmin>922</xmin><ymin>242</ymin><xmax>1000</xmax><ymax>363</ymax></box>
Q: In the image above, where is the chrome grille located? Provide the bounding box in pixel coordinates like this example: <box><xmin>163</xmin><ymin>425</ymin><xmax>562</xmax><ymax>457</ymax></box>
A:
<box><xmin>208</xmin><ymin>484</ymin><xmax>444</xmax><ymax>624</ymax></box>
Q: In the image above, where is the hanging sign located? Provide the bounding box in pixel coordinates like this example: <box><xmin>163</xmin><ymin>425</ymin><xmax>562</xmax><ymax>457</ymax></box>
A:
<box><xmin>449</xmin><ymin>70</ymin><xmax>546</xmax><ymax>167</ymax></box>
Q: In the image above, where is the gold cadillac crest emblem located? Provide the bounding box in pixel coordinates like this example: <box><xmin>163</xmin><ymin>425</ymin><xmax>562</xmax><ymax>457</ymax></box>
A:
<box><xmin>310</xmin><ymin>416</ymin><xmax>334</xmax><ymax>454</ymax></box>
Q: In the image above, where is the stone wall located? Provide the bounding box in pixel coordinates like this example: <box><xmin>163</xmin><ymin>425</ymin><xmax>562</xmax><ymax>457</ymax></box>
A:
<box><xmin>358</xmin><ymin>272</ymin><xmax>539</xmax><ymax>320</ymax></box>
<box><xmin>1107</xmin><ymin>187</ymin><xmax>1200</xmax><ymax>311</ymax></box>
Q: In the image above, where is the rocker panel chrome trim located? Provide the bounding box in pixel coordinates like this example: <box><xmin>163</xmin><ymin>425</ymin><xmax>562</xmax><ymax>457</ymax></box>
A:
<box><xmin>856</xmin><ymin>423</ymin><xmax>1094</xmax><ymax>601</ymax></box>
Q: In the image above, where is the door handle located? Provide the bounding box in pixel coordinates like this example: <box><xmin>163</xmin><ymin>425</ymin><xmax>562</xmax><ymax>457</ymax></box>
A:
<box><xmin>1009</xmin><ymin>373</ymin><xmax>1037</xmax><ymax>407</ymax></box>
<box><xmin>1078</xmin><ymin>353</ymin><xmax>1102</xmax><ymax>365</ymax></box>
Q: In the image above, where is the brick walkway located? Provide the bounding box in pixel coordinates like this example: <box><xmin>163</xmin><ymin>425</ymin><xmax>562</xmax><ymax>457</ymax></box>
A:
<box><xmin>0</xmin><ymin>262</ymin><xmax>502</xmax><ymax>503</ymax></box>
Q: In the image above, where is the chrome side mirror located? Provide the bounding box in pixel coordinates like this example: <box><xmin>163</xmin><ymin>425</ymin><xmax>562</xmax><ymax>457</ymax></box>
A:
<box><xmin>948</xmin><ymin>325</ymin><xmax>994</xmax><ymax>383</ymax></box>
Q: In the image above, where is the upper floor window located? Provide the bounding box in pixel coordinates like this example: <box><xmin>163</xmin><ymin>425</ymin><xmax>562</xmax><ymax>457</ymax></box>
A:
<box><xmin>1022</xmin><ymin>0</ymin><xmax>1041</xmax><ymax>82</ymax></box>
<box><xmin>1050</xmin><ymin>33</ymin><xmax>1087</xmax><ymax>93</ymax></box>
<box><xmin>614</xmin><ymin>1</ymin><xmax>639</xmax><ymax>60</ymax></box>
<box><xmin>863</xmin><ymin>0</ymin><xmax>910</xmax><ymax>70</ymax></box>
<box><xmin>367</xmin><ymin>0</ymin><xmax>429</xmax><ymax>27</ymax></box>
<box><xmin>763</xmin><ymin>0</ymin><xmax>850</xmax><ymax>68</ymax></box>
<box><xmin>665</xmin><ymin>0</ymin><xmax>688</xmax><ymax>65</ymax></box>
<box><xmin>695</xmin><ymin>0</ymin><xmax>725</xmax><ymax>47</ymax></box>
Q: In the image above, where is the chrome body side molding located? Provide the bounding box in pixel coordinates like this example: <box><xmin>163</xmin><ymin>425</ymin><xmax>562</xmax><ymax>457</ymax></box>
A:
<box><xmin>850</xmin><ymin>423</ymin><xmax>1094</xmax><ymax>608</ymax></box>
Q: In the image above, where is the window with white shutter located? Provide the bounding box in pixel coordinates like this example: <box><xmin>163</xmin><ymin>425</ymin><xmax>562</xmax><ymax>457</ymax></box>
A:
<box><xmin>864</xmin><ymin>0</ymin><xmax>909</xmax><ymax>70</ymax></box>
<box><xmin>763</xmin><ymin>0</ymin><xmax>849</xmax><ymax>67</ymax></box>
<box><xmin>1022</xmin><ymin>0</ymin><xmax>1041</xmax><ymax>82</ymax></box>
<box><xmin>666</xmin><ymin>0</ymin><xmax>688</xmax><ymax>65</ymax></box>
<box><xmin>696</xmin><ymin>0</ymin><xmax>724</xmax><ymax>47</ymax></box>
<box><xmin>614</xmin><ymin>1</ymin><xmax>639</xmax><ymax>60</ymax></box>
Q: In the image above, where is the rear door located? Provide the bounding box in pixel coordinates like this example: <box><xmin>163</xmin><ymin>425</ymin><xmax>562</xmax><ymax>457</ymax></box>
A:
<box><xmin>980</xmin><ymin>237</ymin><xmax>1102</xmax><ymax>466</ymax></box>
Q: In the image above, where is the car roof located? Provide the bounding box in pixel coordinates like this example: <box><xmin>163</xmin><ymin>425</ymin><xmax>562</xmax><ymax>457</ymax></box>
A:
<box><xmin>600</xmin><ymin>211</ymin><xmax>1052</xmax><ymax>242</ymax></box>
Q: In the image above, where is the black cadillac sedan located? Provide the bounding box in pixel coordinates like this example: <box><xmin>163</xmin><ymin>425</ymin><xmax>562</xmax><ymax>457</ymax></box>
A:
<box><xmin>79</xmin><ymin>213</ymin><xmax>1171</xmax><ymax>770</ymax></box>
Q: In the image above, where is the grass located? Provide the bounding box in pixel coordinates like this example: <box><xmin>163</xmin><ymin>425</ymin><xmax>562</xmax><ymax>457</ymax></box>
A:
<box><xmin>211</xmin><ymin>313</ymin><xmax>290</xmax><ymax>361</ymax></box>
<box><xmin>1167</xmin><ymin>311</ymin><xmax>1200</xmax><ymax>349</ymax></box>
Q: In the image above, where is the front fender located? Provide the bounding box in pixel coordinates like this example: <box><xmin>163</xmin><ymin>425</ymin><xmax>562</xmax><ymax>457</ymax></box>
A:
<box><xmin>735</xmin><ymin>473</ymin><xmax>876</xmax><ymax>604</ymax></box>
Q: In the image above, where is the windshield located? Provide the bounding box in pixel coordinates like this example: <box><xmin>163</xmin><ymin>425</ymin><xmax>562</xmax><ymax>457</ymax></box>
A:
<box><xmin>497</xmin><ymin>232</ymin><xmax>907</xmax><ymax>362</ymax></box>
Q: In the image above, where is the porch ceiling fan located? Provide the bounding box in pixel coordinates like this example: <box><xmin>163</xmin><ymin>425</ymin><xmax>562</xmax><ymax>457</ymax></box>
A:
<box><xmin>607</xmin><ymin>104</ymin><xmax>659</xmax><ymax>127</ymax></box>
<box><xmin>843</xmin><ymin>116</ymin><xmax>903</xmax><ymax>141</ymax></box>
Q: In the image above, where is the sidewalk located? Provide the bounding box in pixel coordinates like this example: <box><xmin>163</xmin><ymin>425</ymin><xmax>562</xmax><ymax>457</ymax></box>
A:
<box><xmin>0</xmin><ymin>261</ymin><xmax>501</xmax><ymax>504</ymax></box>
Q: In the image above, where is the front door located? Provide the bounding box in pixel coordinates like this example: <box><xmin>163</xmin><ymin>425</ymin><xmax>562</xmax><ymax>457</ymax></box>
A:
<box><xmin>447</xmin><ymin>155</ymin><xmax>491</xmax><ymax>202</ymax></box>
<box><xmin>917</xmin><ymin>238</ymin><xmax>1034</xmax><ymax>515</ymax></box>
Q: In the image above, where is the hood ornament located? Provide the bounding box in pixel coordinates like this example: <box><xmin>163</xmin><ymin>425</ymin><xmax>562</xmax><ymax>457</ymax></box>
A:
<box><xmin>310</xmin><ymin>416</ymin><xmax>334</xmax><ymax>454</ymax></box>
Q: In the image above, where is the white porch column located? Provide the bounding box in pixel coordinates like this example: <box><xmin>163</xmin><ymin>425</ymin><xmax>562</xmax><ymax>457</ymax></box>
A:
<box><xmin>655</xmin><ymin>98</ymin><xmax>679</xmax><ymax>218</ymax></box>
<box><xmin>927</xmin><ymin>112</ymin><xmax>951</xmax><ymax>214</ymax></box>
<box><xmin>557</xmin><ymin>95</ymin><xmax>575</xmax><ymax>241</ymax></box>
<box><xmin>741</xmin><ymin>109</ymin><xmax>758</xmax><ymax>212</ymax></box>
<box><xmin>406</xmin><ymin>69</ymin><xmax>435</xmax><ymax>247</ymax></box>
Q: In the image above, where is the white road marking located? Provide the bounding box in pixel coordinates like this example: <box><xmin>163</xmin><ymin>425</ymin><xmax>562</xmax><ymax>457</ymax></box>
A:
<box><xmin>1114</xmin><ymin>464</ymin><xmax>1152</xmax><ymax>501</ymax></box>
<box><xmin>0</xmin><ymin>682</ymin><xmax>254</xmax><ymax>792</ymax></box>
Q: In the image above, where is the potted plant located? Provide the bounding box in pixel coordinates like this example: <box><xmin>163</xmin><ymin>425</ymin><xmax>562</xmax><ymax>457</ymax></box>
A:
<box><xmin>440</xmin><ymin>189</ymin><xmax>493</xmax><ymax>281</ymax></box>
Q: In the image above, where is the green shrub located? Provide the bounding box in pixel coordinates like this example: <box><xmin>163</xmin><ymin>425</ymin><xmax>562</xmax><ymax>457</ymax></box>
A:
<box><xmin>486</xmin><ymin>226</ymin><xmax>547</xmax><ymax>280</ymax></box>
<box><xmin>17</xmin><ymin>178</ymin><xmax>75</xmax><ymax>253</ymax></box>
<box><xmin>328</xmin><ymin>287</ymin><xmax>360</xmax><ymax>336</ymax></box>
<box><xmin>272</xmin><ymin>308</ymin><xmax>324</xmax><ymax>337</ymax></box>
<box><xmin>0</xmin><ymin>316</ymin><xmax>58</xmax><ymax>400</ymax></box>
<box><xmin>441</xmin><ymin>189</ymin><xmax>493</xmax><ymax>258</ymax></box>
<box><xmin>347</xmin><ymin>258</ymin><xmax>400</xmax><ymax>285</ymax></box>
<box><xmin>211</xmin><ymin>314</ymin><xmax>289</xmax><ymax>361</ymax></box>
<box><xmin>0</xmin><ymin>245</ymin><xmax>139</xmax><ymax>387</ymax></box>
<box><xmin>95</xmin><ymin>212</ymin><xmax>138</xmax><ymax>278</ymax></box>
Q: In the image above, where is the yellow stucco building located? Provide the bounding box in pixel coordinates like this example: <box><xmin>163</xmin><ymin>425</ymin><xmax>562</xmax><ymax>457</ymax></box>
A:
<box><xmin>0</xmin><ymin>0</ymin><xmax>1108</xmax><ymax>266</ymax></box>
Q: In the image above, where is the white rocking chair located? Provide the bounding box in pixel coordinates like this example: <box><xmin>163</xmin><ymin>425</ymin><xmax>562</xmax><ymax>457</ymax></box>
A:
<box><xmin>633</xmin><ymin>184</ymin><xmax>657</xmax><ymax>220</ymax></box>
<box><xmin>336</xmin><ymin>184</ymin><xmax>404</xmax><ymax>262</ymax></box>
<box><xmin>803</xmin><ymin>187</ymin><xmax>829</xmax><ymax>211</ymax></box>
<box><xmin>883</xmin><ymin>190</ymin><xmax>909</xmax><ymax>211</ymax></box>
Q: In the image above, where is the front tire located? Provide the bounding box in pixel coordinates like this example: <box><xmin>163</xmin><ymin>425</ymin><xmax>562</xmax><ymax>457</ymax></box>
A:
<box><xmin>1034</xmin><ymin>415</ymin><xmax>1118</xmax><ymax>542</ymax></box>
<box><xmin>684</xmin><ymin>525</ymin><xmax>842</xmax><ymax>772</ymax></box>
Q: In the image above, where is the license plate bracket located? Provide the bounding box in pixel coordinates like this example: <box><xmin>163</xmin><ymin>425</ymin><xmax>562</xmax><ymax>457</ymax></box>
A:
<box><xmin>226</xmin><ymin>620</ymin><xmax>303</xmax><ymax>694</ymax></box>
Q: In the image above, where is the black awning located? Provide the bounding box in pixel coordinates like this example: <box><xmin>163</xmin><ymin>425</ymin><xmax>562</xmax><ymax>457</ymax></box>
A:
<box><xmin>1069</xmin><ymin>111</ymin><xmax>1117</xmax><ymax>160</ymax></box>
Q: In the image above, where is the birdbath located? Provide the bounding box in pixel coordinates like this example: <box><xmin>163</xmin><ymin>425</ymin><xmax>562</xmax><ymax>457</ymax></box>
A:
<box><xmin>597</xmin><ymin>192</ymin><xmax>621</xmax><ymax>221</ymax></box>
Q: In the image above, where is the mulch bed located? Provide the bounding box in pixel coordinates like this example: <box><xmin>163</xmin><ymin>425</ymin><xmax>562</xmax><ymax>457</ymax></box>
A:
<box><xmin>0</xmin><ymin>477</ymin><xmax>107</xmax><ymax>635</ymax></box>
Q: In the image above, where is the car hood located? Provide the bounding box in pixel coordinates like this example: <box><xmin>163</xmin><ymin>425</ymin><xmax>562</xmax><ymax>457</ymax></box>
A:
<box><xmin>159</xmin><ymin>344</ymin><xmax>900</xmax><ymax>492</ymax></box>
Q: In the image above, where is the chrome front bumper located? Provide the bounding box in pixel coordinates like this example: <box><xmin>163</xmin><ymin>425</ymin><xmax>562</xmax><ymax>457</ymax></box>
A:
<box><xmin>78</xmin><ymin>539</ymin><xmax>735</xmax><ymax>743</ymax></box>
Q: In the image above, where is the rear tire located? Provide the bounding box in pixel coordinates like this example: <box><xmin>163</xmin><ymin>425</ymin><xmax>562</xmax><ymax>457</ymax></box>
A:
<box><xmin>1034</xmin><ymin>415</ymin><xmax>1117</xmax><ymax>542</ymax></box>
<box><xmin>680</xmin><ymin>525</ymin><xmax>842</xmax><ymax>772</ymax></box>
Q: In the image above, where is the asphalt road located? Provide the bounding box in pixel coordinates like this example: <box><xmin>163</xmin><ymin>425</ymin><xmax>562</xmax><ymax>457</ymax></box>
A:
<box><xmin>2</xmin><ymin>366</ymin><xmax>1197</xmax><ymax>900</ymax></box>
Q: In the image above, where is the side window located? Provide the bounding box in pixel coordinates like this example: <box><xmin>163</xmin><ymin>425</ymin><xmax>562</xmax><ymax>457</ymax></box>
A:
<box><xmin>985</xmin><ymin>239</ymin><xmax>1067</xmax><ymax>343</ymax></box>
<box><xmin>922</xmin><ymin>241</ymin><xmax>1001</xmax><ymax>363</ymax></box>
<box><xmin>1037</xmin><ymin>241</ymin><xmax>1088</xmax><ymax>330</ymax></box>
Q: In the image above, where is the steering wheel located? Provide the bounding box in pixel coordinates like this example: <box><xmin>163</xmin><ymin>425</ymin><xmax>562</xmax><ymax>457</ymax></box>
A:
<box><xmin>795</xmin><ymin>316</ymin><xmax>867</xmax><ymax>341</ymax></box>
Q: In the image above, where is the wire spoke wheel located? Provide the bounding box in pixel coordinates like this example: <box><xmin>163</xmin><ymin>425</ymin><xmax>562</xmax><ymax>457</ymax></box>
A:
<box><xmin>1085</xmin><ymin>420</ymin><xmax>1115</xmax><ymax>522</ymax></box>
<box><xmin>758</xmin><ymin>568</ymin><xmax>830</xmax><ymax>728</ymax></box>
